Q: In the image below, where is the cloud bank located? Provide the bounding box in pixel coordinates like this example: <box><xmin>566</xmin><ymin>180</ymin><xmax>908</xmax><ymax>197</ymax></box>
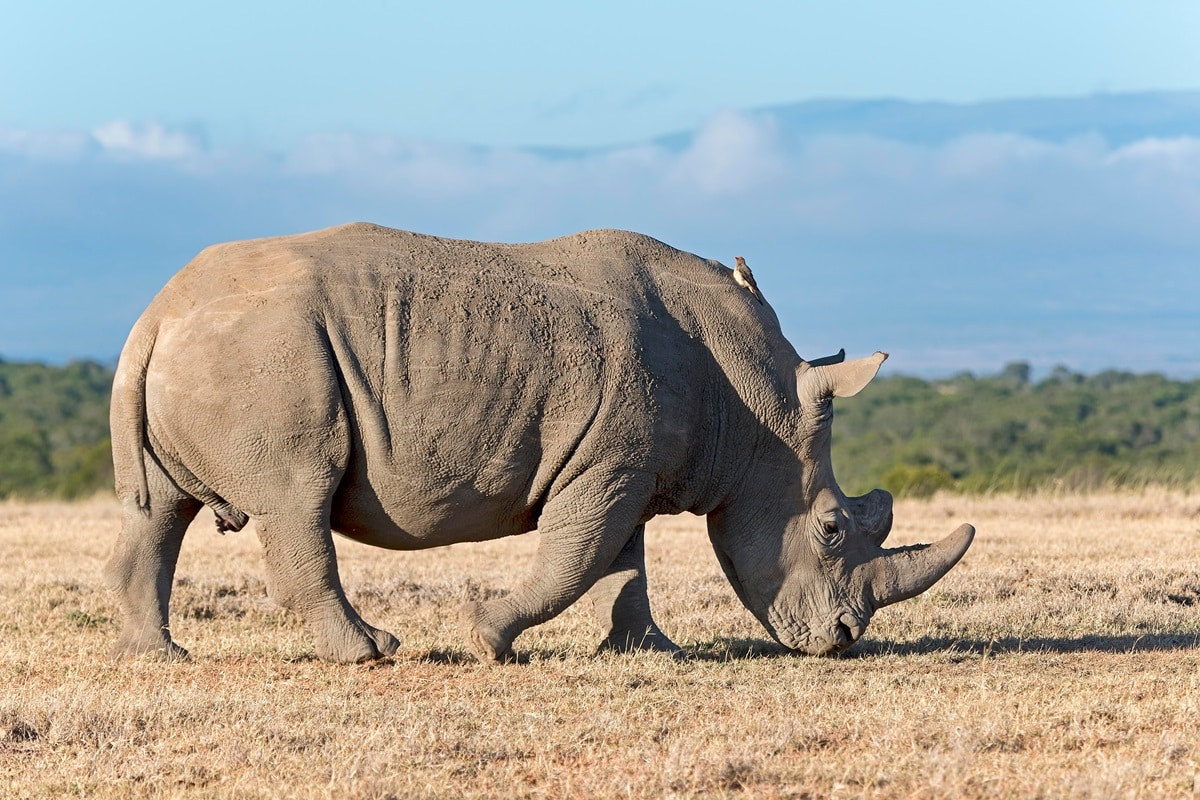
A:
<box><xmin>2</xmin><ymin>104</ymin><xmax>1198</xmax><ymax>376</ymax></box>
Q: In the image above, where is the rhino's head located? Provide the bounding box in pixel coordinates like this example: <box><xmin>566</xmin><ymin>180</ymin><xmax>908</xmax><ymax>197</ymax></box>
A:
<box><xmin>707</xmin><ymin>351</ymin><xmax>974</xmax><ymax>655</ymax></box>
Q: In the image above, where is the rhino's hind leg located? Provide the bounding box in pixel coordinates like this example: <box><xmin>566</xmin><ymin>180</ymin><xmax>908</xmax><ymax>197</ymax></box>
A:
<box><xmin>104</xmin><ymin>462</ymin><xmax>201</xmax><ymax>661</ymax></box>
<box><xmin>587</xmin><ymin>524</ymin><xmax>680</xmax><ymax>655</ymax></box>
<box><xmin>256</xmin><ymin>511</ymin><xmax>399</xmax><ymax>663</ymax></box>
<box><xmin>459</xmin><ymin>469</ymin><xmax>656</xmax><ymax>663</ymax></box>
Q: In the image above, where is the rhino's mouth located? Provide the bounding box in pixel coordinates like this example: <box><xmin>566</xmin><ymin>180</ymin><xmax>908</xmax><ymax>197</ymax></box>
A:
<box><xmin>765</xmin><ymin>604</ymin><xmax>866</xmax><ymax>655</ymax></box>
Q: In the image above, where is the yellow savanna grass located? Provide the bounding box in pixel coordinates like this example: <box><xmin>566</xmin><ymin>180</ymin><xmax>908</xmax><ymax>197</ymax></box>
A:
<box><xmin>1</xmin><ymin>490</ymin><xmax>1198</xmax><ymax>798</ymax></box>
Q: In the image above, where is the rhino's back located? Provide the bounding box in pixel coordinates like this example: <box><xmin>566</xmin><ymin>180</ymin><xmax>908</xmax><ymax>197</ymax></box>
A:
<box><xmin>141</xmin><ymin>223</ymin><xmax>731</xmax><ymax>546</ymax></box>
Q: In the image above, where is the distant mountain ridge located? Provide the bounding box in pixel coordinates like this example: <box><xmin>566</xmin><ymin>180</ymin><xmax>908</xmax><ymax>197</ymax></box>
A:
<box><xmin>652</xmin><ymin>90</ymin><xmax>1200</xmax><ymax>150</ymax></box>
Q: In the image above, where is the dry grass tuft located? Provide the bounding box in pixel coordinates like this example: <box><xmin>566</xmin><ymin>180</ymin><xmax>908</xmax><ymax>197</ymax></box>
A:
<box><xmin>1</xmin><ymin>490</ymin><xmax>1198</xmax><ymax>798</ymax></box>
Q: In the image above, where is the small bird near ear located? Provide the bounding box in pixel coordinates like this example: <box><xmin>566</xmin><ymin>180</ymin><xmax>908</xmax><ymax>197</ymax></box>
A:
<box><xmin>733</xmin><ymin>256</ymin><xmax>764</xmax><ymax>304</ymax></box>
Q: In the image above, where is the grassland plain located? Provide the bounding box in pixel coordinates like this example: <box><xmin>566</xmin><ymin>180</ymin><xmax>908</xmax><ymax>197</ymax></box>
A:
<box><xmin>1</xmin><ymin>491</ymin><xmax>1198</xmax><ymax>799</ymax></box>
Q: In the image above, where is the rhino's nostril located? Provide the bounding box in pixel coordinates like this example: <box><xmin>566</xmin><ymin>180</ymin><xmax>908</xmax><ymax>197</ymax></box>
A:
<box><xmin>837</xmin><ymin>612</ymin><xmax>864</xmax><ymax>646</ymax></box>
<box><xmin>834</xmin><ymin>621</ymin><xmax>853</xmax><ymax>647</ymax></box>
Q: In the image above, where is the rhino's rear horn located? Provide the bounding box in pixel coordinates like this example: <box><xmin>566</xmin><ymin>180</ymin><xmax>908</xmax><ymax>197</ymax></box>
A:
<box><xmin>848</xmin><ymin>489</ymin><xmax>893</xmax><ymax>546</ymax></box>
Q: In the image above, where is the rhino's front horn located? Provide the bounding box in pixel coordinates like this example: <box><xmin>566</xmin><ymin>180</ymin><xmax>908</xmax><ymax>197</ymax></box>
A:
<box><xmin>870</xmin><ymin>524</ymin><xmax>975</xmax><ymax>608</ymax></box>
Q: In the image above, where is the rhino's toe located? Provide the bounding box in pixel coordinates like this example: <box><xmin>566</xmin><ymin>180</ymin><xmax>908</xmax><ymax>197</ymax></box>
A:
<box><xmin>367</xmin><ymin>624</ymin><xmax>400</xmax><ymax>659</ymax></box>
<box><xmin>459</xmin><ymin>601</ymin><xmax>515</xmax><ymax>664</ymax></box>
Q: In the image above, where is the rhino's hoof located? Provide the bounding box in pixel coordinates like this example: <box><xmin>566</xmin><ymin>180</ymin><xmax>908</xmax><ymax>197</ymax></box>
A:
<box><xmin>373</xmin><ymin>627</ymin><xmax>400</xmax><ymax>659</ymax></box>
<box><xmin>110</xmin><ymin>631</ymin><xmax>190</xmax><ymax>662</ymax></box>
<box><xmin>597</xmin><ymin>628</ymin><xmax>682</xmax><ymax>657</ymax></box>
<box><xmin>459</xmin><ymin>601</ymin><xmax>515</xmax><ymax>664</ymax></box>
<box><xmin>315</xmin><ymin>621</ymin><xmax>399</xmax><ymax>664</ymax></box>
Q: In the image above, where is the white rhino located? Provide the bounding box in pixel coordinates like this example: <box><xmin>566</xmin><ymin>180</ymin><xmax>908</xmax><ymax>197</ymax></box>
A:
<box><xmin>105</xmin><ymin>223</ymin><xmax>974</xmax><ymax>663</ymax></box>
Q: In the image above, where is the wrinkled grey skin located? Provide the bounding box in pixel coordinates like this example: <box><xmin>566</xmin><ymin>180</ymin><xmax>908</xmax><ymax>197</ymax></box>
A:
<box><xmin>105</xmin><ymin>223</ymin><xmax>973</xmax><ymax>663</ymax></box>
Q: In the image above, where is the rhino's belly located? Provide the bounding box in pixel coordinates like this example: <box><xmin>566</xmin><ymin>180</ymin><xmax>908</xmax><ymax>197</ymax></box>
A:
<box><xmin>330</xmin><ymin>483</ymin><xmax>540</xmax><ymax>550</ymax></box>
<box><xmin>327</xmin><ymin>382</ymin><xmax>597</xmax><ymax>550</ymax></box>
<box><xmin>328</xmin><ymin>423</ymin><xmax>557</xmax><ymax>549</ymax></box>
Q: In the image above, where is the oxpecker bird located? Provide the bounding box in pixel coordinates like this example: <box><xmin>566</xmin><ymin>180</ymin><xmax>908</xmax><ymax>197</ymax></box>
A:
<box><xmin>733</xmin><ymin>256</ymin><xmax>764</xmax><ymax>304</ymax></box>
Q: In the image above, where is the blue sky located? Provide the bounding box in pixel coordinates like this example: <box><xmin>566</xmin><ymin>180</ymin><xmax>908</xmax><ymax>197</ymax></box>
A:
<box><xmin>2</xmin><ymin>2</ymin><xmax>1199</xmax><ymax>376</ymax></box>
<box><xmin>6</xmin><ymin>1</ymin><xmax>1200</xmax><ymax>148</ymax></box>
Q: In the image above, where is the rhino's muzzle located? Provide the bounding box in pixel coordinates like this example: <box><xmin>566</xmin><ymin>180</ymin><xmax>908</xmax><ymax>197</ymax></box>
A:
<box><xmin>764</xmin><ymin>606</ymin><xmax>869</xmax><ymax>655</ymax></box>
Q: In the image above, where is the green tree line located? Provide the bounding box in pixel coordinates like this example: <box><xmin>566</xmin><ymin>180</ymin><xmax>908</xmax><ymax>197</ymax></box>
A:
<box><xmin>0</xmin><ymin>359</ymin><xmax>114</xmax><ymax>499</ymax></box>
<box><xmin>0</xmin><ymin>358</ymin><xmax>1197</xmax><ymax>500</ymax></box>
<box><xmin>833</xmin><ymin>362</ymin><xmax>1200</xmax><ymax>496</ymax></box>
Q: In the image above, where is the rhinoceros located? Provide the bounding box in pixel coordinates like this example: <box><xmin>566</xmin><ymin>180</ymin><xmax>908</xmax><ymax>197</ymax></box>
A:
<box><xmin>105</xmin><ymin>223</ymin><xmax>973</xmax><ymax>663</ymax></box>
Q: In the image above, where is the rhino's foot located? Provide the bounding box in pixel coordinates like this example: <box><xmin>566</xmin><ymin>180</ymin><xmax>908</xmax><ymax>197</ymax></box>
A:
<box><xmin>110</xmin><ymin>627</ymin><xmax>190</xmax><ymax>662</ymax></box>
<box><xmin>312</xmin><ymin>618</ymin><xmax>399</xmax><ymax>664</ymax></box>
<box><xmin>596</xmin><ymin>626</ymin><xmax>682</xmax><ymax>657</ymax></box>
<box><xmin>459</xmin><ymin>601</ymin><xmax>515</xmax><ymax>664</ymax></box>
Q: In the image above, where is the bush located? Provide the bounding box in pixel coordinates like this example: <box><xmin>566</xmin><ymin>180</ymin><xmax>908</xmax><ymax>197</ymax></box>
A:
<box><xmin>880</xmin><ymin>464</ymin><xmax>955</xmax><ymax>498</ymax></box>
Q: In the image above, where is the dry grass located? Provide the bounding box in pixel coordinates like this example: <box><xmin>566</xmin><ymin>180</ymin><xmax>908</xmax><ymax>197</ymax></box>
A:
<box><xmin>1</xmin><ymin>490</ymin><xmax>1198</xmax><ymax>798</ymax></box>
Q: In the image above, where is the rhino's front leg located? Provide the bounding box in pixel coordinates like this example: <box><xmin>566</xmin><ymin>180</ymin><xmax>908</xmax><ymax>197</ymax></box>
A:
<box><xmin>256</xmin><ymin>510</ymin><xmax>399</xmax><ymax>663</ymax></box>
<box><xmin>587</xmin><ymin>524</ymin><xmax>680</xmax><ymax>655</ymax></box>
<box><xmin>459</xmin><ymin>469</ymin><xmax>655</xmax><ymax>663</ymax></box>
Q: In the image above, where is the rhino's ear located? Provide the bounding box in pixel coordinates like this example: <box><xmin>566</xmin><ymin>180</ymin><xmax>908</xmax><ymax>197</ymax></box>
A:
<box><xmin>806</xmin><ymin>348</ymin><xmax>846</xmax><ymax>368</ymax></box>
<box><xmin>797</xmin><ymin>351</ymin><xmax>888</xmax><ymax>402</ymax></box>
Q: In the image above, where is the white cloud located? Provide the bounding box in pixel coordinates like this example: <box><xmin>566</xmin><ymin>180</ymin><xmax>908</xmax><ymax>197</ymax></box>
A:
<box><xmin>668</xmin><ymin>110</ymin><xmax>784</xmax><ymax>195</ymax></box>
<box><xmin>90</xmin><ymin>121</ymin><xmax>203</xmax><ymax>160</ymax></box>
<box><xmin>1105</xmin><ymin>136</ymin><xmax>1200</xmax><ymax>170</ymax></box>
<box><xmin>6</xmin><ymin>114</ymin><xmax>1200</xmax><ymax>247</ymax></box>
<box><xmin>936</xmin><ymin>132</ymin><xmax>1061</xmax><ymax>178</ymax></box>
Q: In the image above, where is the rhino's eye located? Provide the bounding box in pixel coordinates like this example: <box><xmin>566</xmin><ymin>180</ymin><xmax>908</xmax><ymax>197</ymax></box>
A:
<box><xmin>818</xmin><ymin>518</ymin><xmax>845</xmax><ymax>548</ymax></box>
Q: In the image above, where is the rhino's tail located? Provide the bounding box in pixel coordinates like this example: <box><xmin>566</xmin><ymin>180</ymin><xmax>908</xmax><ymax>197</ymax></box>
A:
<box><xmin>111</xmin><ymin>317</ymin><xmax>157</xmax><ymax>514</ymax></box>
<box><xmin>110</xmin><ymin>316</ymin><xmax>251</xmax><ymax>532</ymax></box>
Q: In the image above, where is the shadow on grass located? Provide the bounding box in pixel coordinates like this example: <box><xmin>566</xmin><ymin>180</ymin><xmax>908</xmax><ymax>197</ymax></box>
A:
<box><xmin>850</xmin><ymin>632</ymin><xmax>1200</xmax><ymax>658</ymax></box>
<box><xmin>682</xmin><ymin>638</ymin><xmax>795</xmax><ymax>661</ymax></box>
<box><xmin>419</xmin><ymin>647</ymin><xmax>575</xmax><ymax>666</ymax></box>
<box><xmin>411</xmin><ymin>632</ymin><xmax>1199</xmax><ymax>666</ymax></box>
<box><xmin>420</xmin><ymin>648</ymin><xmax>478</xmax><ymax>665</ymax></box>
<box><xmin>680</xmin><ymin>631</ymin><xmax>1199</xmax><ymax>662</ymax></box>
